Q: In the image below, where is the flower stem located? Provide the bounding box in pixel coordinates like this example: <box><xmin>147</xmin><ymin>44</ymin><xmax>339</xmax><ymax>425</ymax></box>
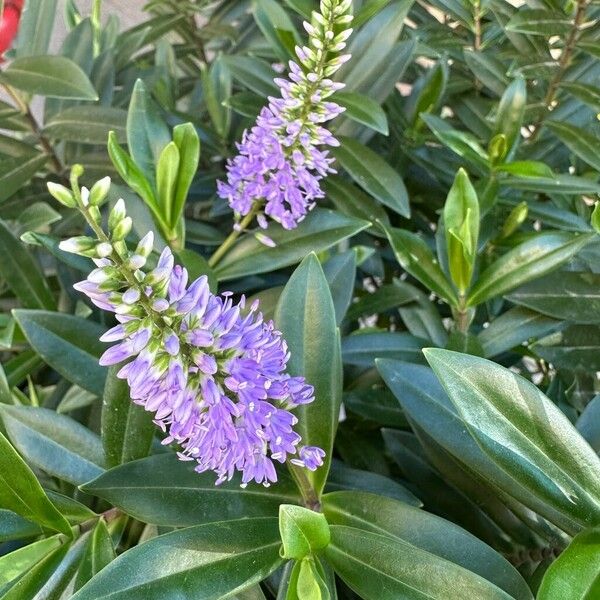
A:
<box><xmin>208</xmin><ymin>202</ymin><xmax>261</xmax><ymax>268</ymax></box>
<box><xmin>289</xmin><ymin>462</ymin><xmax>321</xmax><ymax>511</ymax></box>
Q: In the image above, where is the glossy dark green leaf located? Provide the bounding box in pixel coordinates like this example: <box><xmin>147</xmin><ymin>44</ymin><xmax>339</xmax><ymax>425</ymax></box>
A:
<box><xmin>326</xmin><ymin>461</ymin><xmax>420</xmax><ymax>506</ymax></box>
<box><xmin>385</xmin><ymin>226</ymin><xmax>459</xmax><ymax>306</ymax></box>
<box><xmin>493</xmin><ymin>77</ymin><xmax>526</xmax><ymax>158</ymax></box>
<box><xmin>478</xmin><ymin>306</ymin><xmax>563</xmax><ymax>358</ymax></box>
<box><xmin>577</xmin><ymin>396</ymin><xmax>600</xmax><ymax>453</ymax></box>
<box><xmin>325</xmin><ymin>525</ymin><xmax>514</xmax><ymax>599</ymax></box>
<box><xmin>13</xmin><ymin>310</ymin><xmax>106</xmax><ymax>396</ymax></box>
<box><xmin>323</xmin><ymin>251</ymin><xmax>356</xmax><ymax>325</ymax></box>
<box><xmin>202</xmin><ymin>57</ymin><xmax>232</xmax><ymax>138</ymax></box>
<box><xmin>533</xmin><ymin>325</ymin><xmax>600</xmax><ymax>371</ymax></box>
<box><xmin>346</xmin><ymin>282</ymin><xmax>419</xmax><ymax>321</ymax></box>
<box><xmin>0</xmin><ymin>405</ymin><xmax>105</xmax><ymax>486</ymax></box>
<box><xmin>342</xmin><ymin>332</ymin><xmax>425</xmax><ymax>366</ymax></box>
<box><xmin>559</xmin><ymin>81</ymin><xmax>600</xmax><ymax>111</ymax></box>
<box><xmin>463</xmin><ymin>50</ymin><xmax>508</xmax><ymax>97</ymax></box>
<box><xmin>20</xmin><ymin>231</ymin><xmax>92</xmax><ymax>272</ymax></box>
<box><xmin>0</xmin><ymin>509</ymin><xmax>42</xmax><ymax>542</ymax></box>
<box><xmin>126</xmin><ymin>79</ymin><xmax>171</xmax><ymax>184</ymax></box>
<box><xmin>502</xmin><ymin>175</ymin><xmax>600</xmax><ymax>195</ymax></box>
<box><xmin>546</xmin><ymin>121</ymin><xmax>600</xmax><ymax>172</ymax></box>
<box><xmin>275</xmin><ymin>254</ymin><xmax>341</xmax><ymax>496</ymax></box>
<box><xmin>0</xmin><ymin>56</ymin><xmax>98</xmax><ymax>99</ymax></box>
<box><xmin>101</xmin><ymin>366</ymin><xmax>154</xmax><ymax>468</ymax></box>
<box><xmin>171</xmin><ymin>123</ymin><xmax>200</xmax><ymax>228</ymax></box>
<box><xmin>74</xmin><ymin>519</ymin><xmax>116</xmax><ymax>591</ymax></box>
<box><xmin>0</xmin><ymin>431</ymin><xmax>71</xmax><ymax>536</ymax></box>
<box><xmin>71</xmin><ymin>518</ymin><xmax>283</xmax><ymax>600</ymax></box>
<box><xmin>0</xmin><ymin>154</ymin><xmax>48</xmax><ymax>204</ymax></box>
<box><xmin>424</xmin><ymin>349</ymin><xmax>600</xmax><ymax>532</ymax></box>
<box><xmin>507</xmin><ymin>271</ymin><xmax>600</xmax><ymax>324</ymax></box>
<box><xmin>222</xmin><ymin>55</ymin><xmax>278</xmax><ymax>97</ymax></box>
<box><xmin>537</xmin><ymin>528</ymin><xmax>600</xmax><ymax>599</ymax></box>
<box><xmin>407</xmin><ymin>60</ymin><xmax>447</xmax><ymax>127</ymax></box>
<box><xmin>214</xmin><ymin>209</ymin><xmax>369</xmax><ymax>281</ymax></box>
<box><xmin>505</xmin><ymin>10</ymin><xmax>573</xmax><ymax>36</ymax></box>
<box><xmin>254</xmin><ymin>0</ymin><xmax>299</xmax><ymax>62</ymax></box>
<box><xmin>323</xmin><ymin>491</ymin><xmax>532</xmax><ymax>600</ymax></box>
<box><xmin>82</xmin><ymin>453</ymin><xmax>301</xmax><ymax>527</ymax></box>
<box><xmin>333</xmin><ymin>137</ymin><xmax>410</xmax><ymax>217</ymax></box>
<box><xmin>377</xmin><ymin>359</ymin><xmax>585</xmax><ymax>535</ymax></box>
<box><xmin>44</xmin><ymin>106</ymin><xmax>127</xmax><ymax>144</ymax></box>
<box><xmin>0</xmin><ymin>221</ymin><xmax>55</xmax><ymax>310</ymax></box>
<box><xmin>335</xmin><ymin>92</ymin><xmax>389</xmax><ymax>135</ymax></box>
<box><xmin>467</xmin><ymin>232</ymin><xmax>595</xmax><ymax>306</ymax></box>
<box><xmin>343</xmin><ymin>386</ymin><xmax>408</xmax><ymax>427</ymax></box>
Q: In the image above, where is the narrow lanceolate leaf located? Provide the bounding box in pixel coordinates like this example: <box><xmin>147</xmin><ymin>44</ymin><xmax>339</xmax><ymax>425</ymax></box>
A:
<box><xmin>335</xmin><ymin>91</ymin><xmax>389</xmax><ymax>135</ymax></box>
<box><xmin>73</xmin><ymin>519</ymin><xmax>116</xmax><ymax>591</ymax></box>
<box><xmin>505</xmin><ymin>9</ymin><xmax>574</xmax><ymax>36</ymax></box>
<box><xmin>0</xmin><ymin>405</ymin><xmax>105</xmax><ymax>486</ymax></box>
<box><xmin>0</xmin><ymin>154</ymin><xmax>49</xmax><ymax>204</ymax></box>
<box><xmin>13</xmin><ymin>310</ymin><xmax>106</xmax><ymax>396</ymax></box>
<box><xmin>341</xmin><ymin>332</ymin><xmax>426</xmax><ymax>366</ymax></box>
<box><xmin>537</xmin><ymin>528</ymin><xmax>600</xmax><ymax>599</ymax></box>
<box><xmin>81</xmin><ymin>453</ymin><xmax>301</xmax><ymax>527</ymax></box>
<box><xmin>214</xmin><ymin>209</ymin><xmax>369</xmax><ymax>281</ymax></box>
<box><xmin>0</xmin><ymin>56</ymin><xmax>98</xmax><ymax>99</ymax></box>
<box><xmin>101</xmin><ymin>366</ymin><xmax>155</xmax><ymax>468</ymax></box>
<box><xmin>44</xmin><ymin>106</ymin><xmax>128</xmax><ymax>144</ymax></box>
<box><xmin>325</xmin><ymin>525</ymin><xmax>514</xmax><ymax>599</ymax></box>
<box><xmin>0</xmin><ymin>221</ymin><xmax>55</xmax><ymax>310</ymax></box>
<box><xmin>275</xmin><ymin>255</ymin><xmax>342</xmax><ymax>496</ymax></box>
<box><xmin>424</xmin><ymin>349</ymin><xmax>600</xmax><ymax>532</ymax></box>
<box><xmin>467</xmin><ymin>232</ymin><xmax>595</xmax><ymax>306</ymax></box>
<box><xmin>546</xmin><ymin>121</ymin><xmax>600</xmax><ymax>172</ymax></box>
<box><xmin>322</xmin><ymin>491</ymin><xmax>532</xmax><ymax>600</ymax></box>
<box><xmin>333</xmin><ymin>137</ymin><xmax>410</xmax><ymax>217</ymax></box>
<box><xmin>15</xmin><ymin>0</ymin><xmax>58</xmax><ymax>57</ymax></box>
<box><xmin>384</xmin><ymin>225</ymin><xmax>459</xmax><ymax>306</ymax></box>
<box><xmin>0</xmin><ymin>431</ymin><xmax>71</xmax><ymax>537</ymax></box>
<box><xmin>71</xmin><ymin>518</ymin><xmax>283</xmax><ymax>600</ymax></box>
<box><xmin>507</xmin><ymin>271</ymin><xmax>600</xmax><ymax>324</ymax></box>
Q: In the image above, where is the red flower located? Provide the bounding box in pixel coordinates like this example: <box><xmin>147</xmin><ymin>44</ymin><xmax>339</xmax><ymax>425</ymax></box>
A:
<box><xmin>0</xmin><ymin>0</ymin><xmax>24</xmax><ymax>58</ymax></box>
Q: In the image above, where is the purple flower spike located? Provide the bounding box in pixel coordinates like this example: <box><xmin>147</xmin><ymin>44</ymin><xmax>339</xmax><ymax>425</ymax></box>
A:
<box><xmin>217</xmin><ymin>0</ymin><xmax>353</xmax><ymax>230</ymax></box>
<box><xmin>73</xmin><ymin>245</ymin><xmax>324</xmax><ymax>487</ymax></box>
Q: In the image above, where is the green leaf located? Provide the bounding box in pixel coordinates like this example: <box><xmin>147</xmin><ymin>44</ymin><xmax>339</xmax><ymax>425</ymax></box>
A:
<box><xmin>203</xmin><ymin>57</ymin><xmax>232</xmax><ymax>137</ymax></box>
<box><xmin>0</xmin><ymin>431</ymin><xmax>71</xmax><ymax>536</ymax></box>
<box><xmin>493</xmin><ymin>77</ymin><xmax>526</xmax><ymax>159</ymax></box>
<box><xmin>537</xmin><ymin>527</ymin><xmax>600</xmax><ymax>599</ymax></box>
<box><xmin>424</xmin><ymin>349</ymin><xmax>600</xmax><ymax>533</ymax></box>
<box><xmin>346</xmin><ymin>282</ymin><xmax>419</xmax><ymax>322</ymax></box>
<box><xmin>13</xmin><ymin>310</ymin><xmax>106</xmax><ymax>396</ymax></box>
<box><xmin>214</xmin><ymin>209</ymin><xmax>369</xmax><ymax>281</ymax></box>
<box><xmin>275</xmin><ymin>255</ymin><xmax>341</xmax><ymax>496</ymax></box>
<box><xmin>495</xmin><ymin>161</ymin><xmax>554</xmax><ymax>178</ymax></box>
<box><xmin>101</xmin><ymin>366</ymin><xmax>154</xmax><ymax>468</ymax></box>
<box><xmin>421</xmin><ymin>114</ymin><xmax>489</xmax><ymax>171</ymax></box>
<box><xmin>546</xmin><ymin>121</ymin><xmax>600</xmax><ymax>172</ymax></box>
<box><xmin>506</xmin><ymin>9</ymin><xmax>573</xmax><ymax>36</ymax></box>
<box><xmin>0</xmin><ymin>535</ymin><xmax>63</xmax><ymax>588</ymax></box>
<box><xmin>254</xmin><ymin>0</ymin><xmax>299</xmax><ymax>61</ymax></box>
<box><xmin>323</xmin><ymin>491</ymin><xmax>533</xmax><ymax>600</ymax></box>
<box><xmin>0</xmin><ymin>56</ymin><xmax>98</xmax><ymax>100</ymax></box>
<box><xmin>279</xmin><ymin>505</ymin><xmax>330</xmax><ymax>559</ymax></box>
<box><xmin>443</xmin><ymin>169</ymin><xmax>480</xmax><ymax>294</ymax></box>
<box><xmin>323</xmin><ymin>251</ymin><xmax>356</xmax><ymax>325</ymax></box>
<box><xmin>71</xmin><ymin>518</ymin><xmax>283</xmax><ymax>600</ymax></box>
<box><xmin>74</xmin><ymin>519</ymin><xmax>116</xmax><ymax>591</ymax></box>
<box><xmin>478</xmin><ymin>306</ymin><xmax>563</xmax><ymax>358</ymax></box>
<box><xmin>335</xmin><ymin>92</ymin><xmax>389</xmax><ymax>135</ymax></box>
<box><xmin>0</xmin><ymin>220</ymin><xmax>55</xmax><ymax>310</ymax></box>
<box><xmin>333</xmin><ymin>137</ymin><xmax>410</xmax><ymax>217</ymax></box>
<box><xmin>578</xmin><ymin>396</ymin><xmax>600</xmax><ymax>454</ymax></box>
<box><xmin>126</xmin><ymin>79</ymin><xmax>170</xmax><ymax>184</ymax></box>
<box><xmin>0</xmin><ymin>154</ymin><xmax>49</xmax><ymax>204</ymax></box>
<box><xmin>342</xmin><ymin>332</ymin><xmax>425</xmax><ymax>366</ymax></box>
<box><xmin>222</xmin><ymin>55</ymin><xmax>278</xmax><ymax>97</ymax></box>
<box><xmin>384</xmin><ymin>226</ymin><xmax>459</xmax><ymax>306</ymax></box>
<box><xmin>507</xmin><ymin>271</ymin><xmax>600</xmax><ymax>324</ymax></box>
<box><xmin>44</xmin><ymin>106</ymin><xmax>127</xmax><ymax>144</ymax></box>
<box><xmin>0</xmin><ymin>509</ymin><xmax>42</xmax><ymax>543</ymax></box>
<box><xmin>533</xmin><ymin>325</ymin><xmax>600</xmax><ymax>372</ymax></box>
<box><xmin>172</xmin><ymin>122</ymin><xmax>200</xmax><ymax>228</ymax></box>
<box><xmin>81</xmin><ymin>453</ymin><xmax>301</xmax><ymax>527</ymax></box>
<box><xmin>325</xmin><ymin>525</ymin><xmax>514</xmax><ymax>599</ymax></box>
<box><xmin>0</xmin><ymin>405</ymin><xmax>105</xmax><ymax>486</ymax></box>
<box><xmin>467</xmin><ymin>232</ymin><xmax>595</xmax><ymax>306</ymax></box>
<box><xmin>406</xmin><ymin>60</ymin><xmax>448</xmax><ymax>127</ymax></box>
<box><xmin>156</xmin><ymin>141</ymin><xmax>180</xmax><ymax>227</ymax></box>
<box><xmin>15</xmin><ymin>0</ymin><xmax>58</xmax><ymax>57</ymax></box>
<box><xmin>463</xmin><ymin>50</ymin><xmax>508</xmax><ymax>97</ymax></box>
<box><xmin>502</xmin><ymin>174</ymin><xmax>600</xmax><ymax>195</ymax></box>
<box><xmin>559</xmin><ymin>81</ymin><xmax>600</xmax><ymax>111</ymax></box>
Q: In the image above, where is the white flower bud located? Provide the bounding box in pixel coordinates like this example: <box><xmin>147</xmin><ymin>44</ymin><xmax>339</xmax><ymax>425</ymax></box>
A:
<box><xmin>108</xmin><ymin>198</ymin><xmax>127</xmax><ymax>231</ymax></box>
<box><xmin>135</xmin><ymin>231</ymin><xmax>154</xmax><ymax>257</ymax></box>
<box><xmin>58</xmin><ymin>236</ymin><xmax>96</xmax><ymax>255</ymax></box>
<box><xmin>47</xmin><ymin>182</ymin><xmax>77</xmax><ymax>208</ymax></box>
<box><xmin>112</xmin><ymin>216</ymin><xmax>133</xmax><ymax>241</ymax></box>
<box><xmin>96</xmin><ymin>242</ymin><xmax>113</xmax><ymax>258</ymax></box>
<box><xmin>89</xmin><ymin>176</ymin><xmax>111</xmax><ymax>206</ymax></box>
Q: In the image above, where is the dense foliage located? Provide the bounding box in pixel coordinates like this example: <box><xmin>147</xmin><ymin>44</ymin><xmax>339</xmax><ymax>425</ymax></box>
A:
<box><xmin>0</xmin><ymin>0</ymin><xmax>600</xmax><ymax>598</ymax></box>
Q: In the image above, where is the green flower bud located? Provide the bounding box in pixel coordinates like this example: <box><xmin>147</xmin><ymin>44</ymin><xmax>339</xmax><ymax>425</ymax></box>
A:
<box><xmin>89</xmin><ymin>176</ymin><xmax>112</xmax><ymax>206</ymax></box>
<box><xmin>108</xmin><ymin>198</ymin><xmax>127</xmax><ymax>231</ymax></box>
<box><xmin>112</xmin><ymin>216</ymin><xmax>133</xmax><ymax>241</ymax></box>
<box><xmin>58</xmin><ymin>236</ymin><xmax>97</xmax><ymax>255</ymax></box>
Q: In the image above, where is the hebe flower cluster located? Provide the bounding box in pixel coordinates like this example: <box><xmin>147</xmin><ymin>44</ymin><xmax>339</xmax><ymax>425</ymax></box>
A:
<box><xmin>51</xmin><ymin>180</ymin><xmax>325</xmax><ymax>487</ymax></box>
<box><xmin>217</xmin><ymin>0</ymin><xmax>353</xmax><ymax>231</ymax></box>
